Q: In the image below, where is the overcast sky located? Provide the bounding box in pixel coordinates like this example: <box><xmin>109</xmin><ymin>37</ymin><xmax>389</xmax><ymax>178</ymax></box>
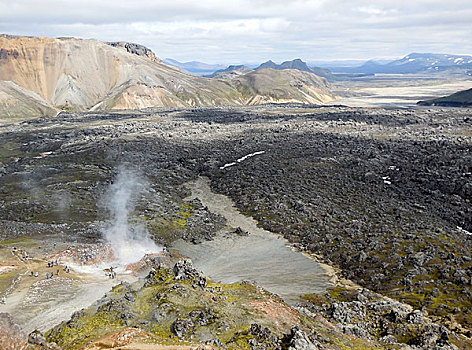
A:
<box><xmin>1</xmin><ymin>0</ymin><xmax>471</xmax><ymax>64</ymax></box>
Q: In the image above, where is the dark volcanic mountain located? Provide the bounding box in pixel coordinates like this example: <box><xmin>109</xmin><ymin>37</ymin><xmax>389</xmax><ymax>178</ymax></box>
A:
<box><xmin>418</xmin><ymin>87</ymin><xmax>472</xmax><ymax>106</ymax></box>
<box><xmin>256</xmin><ymin>58</ymin><xmax>333</xmax><ymax>79</ymax></box>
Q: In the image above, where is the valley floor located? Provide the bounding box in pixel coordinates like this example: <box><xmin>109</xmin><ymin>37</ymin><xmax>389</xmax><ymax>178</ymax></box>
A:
<box><xmin>331</xmin><ymin>74</ymin><xmax>472</xmax><ymax>106</ymax></box>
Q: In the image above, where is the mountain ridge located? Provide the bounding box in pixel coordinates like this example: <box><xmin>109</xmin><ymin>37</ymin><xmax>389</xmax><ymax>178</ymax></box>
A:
<box><xmin>208</xmin><ymin>64</ymin><xmax>254</xmax><ymax>79</ymax></box>
<box><xmin>332</xmin><ymin>52</ymin><xmax>472</xmax><ymax>75</ymax></box>
<box><xmin>256</xmin><ymin>58</ymin><xmax>333</xmax><ymax>79</ymax></box>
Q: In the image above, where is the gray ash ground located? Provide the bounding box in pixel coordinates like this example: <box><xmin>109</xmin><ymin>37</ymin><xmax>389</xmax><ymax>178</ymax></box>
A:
<box><xmin>0</xmin><ymin>104</ymin><xmax>471</xmax><ymax>347</ymax></box>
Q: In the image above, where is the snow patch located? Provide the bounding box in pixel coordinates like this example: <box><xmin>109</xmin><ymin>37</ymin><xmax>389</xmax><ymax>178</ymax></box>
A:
<box><xmin>220</xmin><ymin>151</ymin><xmax>266</xmax><ymax>170</ymax></box>
<box><xmin>458</xmin><ymin>226</ymin><xmax>472</xmax><ymax>236</ymax></box>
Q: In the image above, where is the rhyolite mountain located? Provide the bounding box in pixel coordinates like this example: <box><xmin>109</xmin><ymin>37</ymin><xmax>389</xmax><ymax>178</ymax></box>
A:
<box><xmin>332</xmin><ymin>53</ymin><xmax>472</xmax><ymax>75</ymax></box>
<box><xmin>0</xmin><ymin>35</ymin><xmax>336</xmax><ymax>120</ymax></box>
<box><xmin>418</xmin><ymin>87</ymin><xmax>472</xmax><ymax>106</ymax></box>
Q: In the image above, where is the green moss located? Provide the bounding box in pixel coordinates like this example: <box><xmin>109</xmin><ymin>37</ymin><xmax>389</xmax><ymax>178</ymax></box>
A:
<box><xmin>0</xmin><ymin>237</ymin><xmax>34</xmax><ymax>245</ymax></box>
<box><xmin>171</xmin><ymin>204</ymin><xmax>195</xmax><ymax>229</ymax></box>
<box><xmin>46</xmin><ymin>263</ymin><xmax>398</xmax><ymax>350</ymax></box>
<box><xmin>226</xmin><ymin>329</ymin><xmax>256</xmax><ymax>350</ymax></box>
<box><xmin>302</xmin><ymin>292</ymin><xmax>329</xmax><ymax>305</ymax></box>
<box><xmin>304</xmin><ymin>287</ymin><xmax>358</xmax><ymax>305</ymax></box>
<box><xmin>0</xmin><ymin>141</ymin><xmax>28</xmax><ymax>163</ymax></box>
<box><xmin>0</xmin><ymin>271</ymin><xmax>17</xmax><ymax>294</ymax></box>
<box><xmin>46</xmin><ymin>310</ymin><xmax>125</xmax><ymax>350</ymax></box>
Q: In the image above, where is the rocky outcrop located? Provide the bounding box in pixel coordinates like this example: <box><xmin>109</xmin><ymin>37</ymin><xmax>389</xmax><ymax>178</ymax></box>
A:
<box><xmin>28</xmin><ymin>330</ymin><xmax>60</xmax><ymax>349</ymax></box>
<box><xmin>302</xmin><ymin>287</ymin><xmax>463</xmax><ymax>349</ymax></box>
<box><xmin>287</xmin><ymin>327</ymin><xmax>319</xmax><ymax>350</ymax></box>
<box><xmin>172</xmin><ymin>259</ymin><xmax>207</xmax><ymax>289</ymax></box>
<box><xmin>0</xmin><ymin>313</ymin><xmax>28</xmax><ymax>349</ymax></box>
<box><xmin>107</xmin><ymin>41</ymin><xmax>162</xmax><ymax>63</ymax></box>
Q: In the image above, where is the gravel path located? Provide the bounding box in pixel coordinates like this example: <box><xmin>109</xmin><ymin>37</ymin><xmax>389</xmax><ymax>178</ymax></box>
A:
<box><xmin>173</xmin><ymin>176</ymin><xmax>332</xmax><ymax>304</ymax></box>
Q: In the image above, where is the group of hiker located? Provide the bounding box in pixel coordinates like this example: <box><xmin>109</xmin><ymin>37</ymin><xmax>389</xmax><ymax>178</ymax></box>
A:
<box><xmin>47</xmin><ymin>260</ymin><xmax>59</xmax><ymax>268</ymax></box>
<box><xmin>29</xmin><ymin>259</ymin><xmax>71</xmax><ymax>280</ymax></box>
<box><xmin>27</xmin><ymin>259</ymin><xmax>120</xmax><ymax>283</ymax></box>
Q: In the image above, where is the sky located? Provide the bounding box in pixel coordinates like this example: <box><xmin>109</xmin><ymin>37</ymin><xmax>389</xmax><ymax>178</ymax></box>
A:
<box><xmin>0</xmin><ymin>0</ymin><xmax>471</xmax><ymax>64</ymax></box>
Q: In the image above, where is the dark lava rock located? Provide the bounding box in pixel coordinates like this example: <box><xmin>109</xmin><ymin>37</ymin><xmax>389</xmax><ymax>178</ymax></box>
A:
<box><xmin>173</xmin><ymin>259</ymin><xmax>200</xmax><ymax>280</ymax></box>
<box><xmin>28</xmin><ymin>330</ymin><xmax>60</xmax><ymax>349</ymax></box>
<box><xmin>173</xmin><ymin>259</ymin><xmax>207</xmax><ymax>289</ymax></box>
<box><xmin>124</xmin><ymin>292</ymin><xmax>136</xmax><ymax>303</ymax></box>
<box><xmin>189</xmin><ymin>308</ymin><xmax>215</xmax><ymax>326</ymax></box>
<box><xmin>171</xmin><ymin>318</ymin><xmax>194</xmax><ymax>338</ymax></box>
<box><xmin>286</xmin><ymin>326</ymin><xmax>318</xmax><ymax>350</ymax></box>
<box><xmin>204</xmin><ymin>338</ymin><xmax>227</xmax><ymax>349</ymax></box>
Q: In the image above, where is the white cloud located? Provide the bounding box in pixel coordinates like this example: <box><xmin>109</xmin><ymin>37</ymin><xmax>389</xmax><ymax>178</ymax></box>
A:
<box><xmin>0</xmin><ymin>0</ymin><xmax>471</xmax><ymax>63</ymax></box>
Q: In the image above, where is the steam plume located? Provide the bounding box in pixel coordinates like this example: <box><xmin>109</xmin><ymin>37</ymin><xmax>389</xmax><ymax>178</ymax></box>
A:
<box><xmin>102</xmin><ymin>166</ymin><xmax>161</xmax><ymax>265</ymax></box>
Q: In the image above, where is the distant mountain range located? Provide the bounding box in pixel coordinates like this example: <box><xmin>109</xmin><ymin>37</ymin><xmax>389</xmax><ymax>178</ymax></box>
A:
<box><xmin>163</xmin><ymin>59</ymin><xmax>226</xmax><ymax>76</ymax></box>
<box><xmin>206</xmin><ymin>59</ymin><xmax>333</xmax><ymax>81</ymax></box>
<box><xmin>331</xmin><ymin>53</ymin><xmax>472</xmax><ymax>75</ymax></box>
<box><xmin>418</xmin><ymin>87</ymin><xmax>472</xmax><ymax>107</ymax></box>
<box><xmin>0</xmin><ymin>35</ymin><xmax>336</xmax><ymax>119</ymax></box>
<box><xmin>165</xmin><ymin>53</ymin><xmax>472</xmax><ymax>79</ymax></box>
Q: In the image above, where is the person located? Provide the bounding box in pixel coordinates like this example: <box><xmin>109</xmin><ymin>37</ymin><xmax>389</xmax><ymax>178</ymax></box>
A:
<box><xmin>48</xmin><ymin>262</ymin><xmax>51</xmax><ymax>268</ymax></box>
<box><xmin>30</xmin><ymin>271</ymin><xmax>34</xmax><ymax>277</ymax></box>
<box><xmin>56</xmin><ymin>269</ymin><xmax>59</xmax><ymax>276</ymax></box>
<box><xmin>46</xmin><ymin>272</ymin><xmax>49</xmax><ymax>280</ymax></box>
<box><xmin>1</xmin><ymin>296</ymin><xmax>6</xmax><ymax>304</ymax></box>
<box><xmin>55</xmin><ymin>260</ymin><xmax>58</xmax><ymax>266</ymax></box>
<box><xmin>34</xmin><ymin>272</ymin><xmax>39</xmax><ymax>277</ymax></box>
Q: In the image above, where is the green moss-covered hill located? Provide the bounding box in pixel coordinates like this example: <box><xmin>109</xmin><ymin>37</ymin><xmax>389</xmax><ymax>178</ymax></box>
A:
<box><xmin>45</xmin><ymin>258</ymin><xmax>385</xmax><ymax>350</ymax></box>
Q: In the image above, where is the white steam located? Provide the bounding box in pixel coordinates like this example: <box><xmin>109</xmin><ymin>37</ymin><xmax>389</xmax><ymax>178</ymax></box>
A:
<box><xmin>102</xmin><ymin>166</ymin><xmax>161</xmax><ymax>265</ymax></box>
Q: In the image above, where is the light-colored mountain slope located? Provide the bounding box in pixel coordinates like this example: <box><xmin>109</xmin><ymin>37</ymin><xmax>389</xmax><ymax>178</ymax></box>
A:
<box><xmin>0</xmin><ymin>35</ymin><xmax>336</xmax><ymax>119</ymax></box>
<box><xmin>0</xmin><ymin>80</ymin><xmax>56</xmax><ymax>120</ymax></box>
<box><xmin>0</xmin><ymin>35</ymin><xmax>238</xmax><ymax>110</ymax></box>
<box><xmin>210</xmin><ymin>65</ymin><xmax>254</xmax><ymax>79</ymax></box>
<box><xmin>233</xmin><ymin>68</ymin><xmax>335</xmax><ymax>105</ymax></box>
